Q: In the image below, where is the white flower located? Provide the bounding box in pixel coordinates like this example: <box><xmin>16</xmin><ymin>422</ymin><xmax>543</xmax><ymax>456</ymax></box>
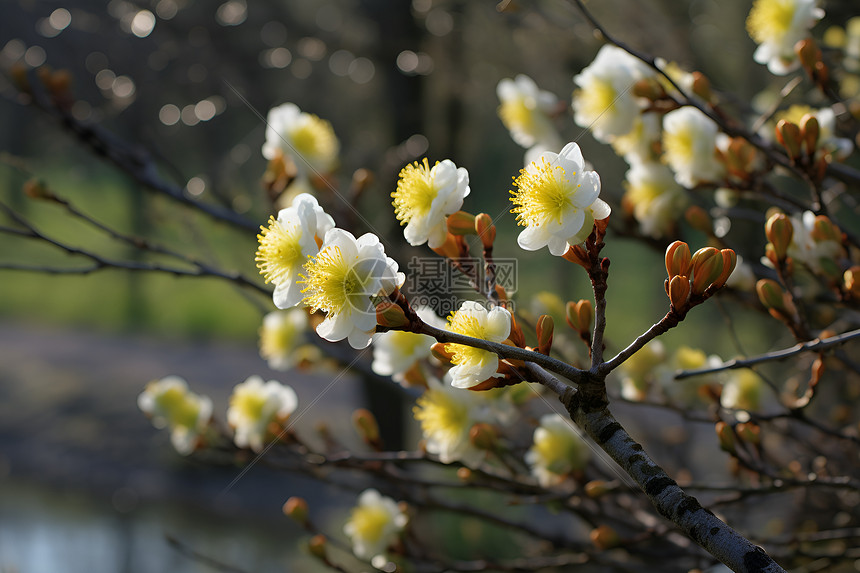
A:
<box><xmin>747</xmin><ymin>0</ymin><xmax>824</xmax><ymax>75</ymax></box>
<box><xmin>262</xmin><ymin>102</ymin><xmax>339</xmax><ymax>175</ymax></box>
<box><xmin>610</xmin><ymin>112</ymin><xmax>662</xmax><ymax>165</ymax></box>
<box><xmin>662</xmin><ymin>106</ymin><xmax>725</xmax><ymax>187</ymax></box>
<box><xmin>138</xmin><ymin>376</ymin><xmax>212</xmax><ymax>455</ymax></box>
<box><xmin>721</xmin><ymin>369</ymin><xmax>764</xmax><ymax>411</ymax></box>
<box><xmin>510</xmin><ymin>142</ymin><xmax>610</xmax><ymax>256</ymax></box>
<box><xmin>372</xmin><ymin>306</ymin><xmax>444</xmax><ymax>382</ymax></box>
<box><xmin>573</xmin><ymin>45</ymin><xmax>654</xmax><ymax>143</ymax></box>
<box><xmin>300</xmin><ymin>228</ymin><xmax>404</xmax><ymax>349</ymax></box>
<box><xmin>412</xmin><ymin>377</ymin><xmax>488</xmax><ymax>466</ymax></box>
<box><xmin>526</xmin><ymin>413</ymin><xmax>591</xmax><ymax>488</ymax></box>
<box><xmin>392</xmin><ymin>158</ymin><xmax>470</xmax><ymax>249</ymax></box>
<box><xmin>787</xmin><ymin>211</ymin><xmax>842</xmax><ymax>273</ymax></box>
<box><xmin>496</xmin><ymin>74</ymin><xmax>562</xmax><ymax>149</ymax></box>
<box><xmin>622</xmin><ymin>161</ymin><xmax>688</xmax><ymax>238</ymax></box>
<box><xmin>227</xmin><ymin>375</ymin><xmax>298</xmax><ymax>452</ymax></box>
<box><xmin>259</xmin><ymin>309</ymin><xmax>308</xmax><ymax>371</ymax></box>
<box><xmin>343</xmin><ymin>489</ymin><xmax>408</xmax><ymax>561</ymax></box>
<box><xmin>445</xmin><ymin>301</ymin><xmax>511</xmax><ymax>389</ymax></box>
<box><xmin>256</xmin><ymin>193</ymin><xmax>335</xmax><ymax>309</ymax></box>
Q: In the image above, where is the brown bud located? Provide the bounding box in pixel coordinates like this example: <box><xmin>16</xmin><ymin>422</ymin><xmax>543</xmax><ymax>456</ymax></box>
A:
<box><xmin>712</xmin><ymin>249</ymin><xmax>737</xmax><ymax>289</ymax></box>
<box><xmin>23</xmin><ymin>179</ymin><xmax>56</xmax><ymax>201</ymax></box>
<box><xmin>632</xmin><ymin>77</ymin><xmax>665</xmax><ymax>100</ymax></box>
<box><xmin>800</xmin><ymin>114</ymin><xmax>820</xmax><ymax>156</ymax></box>
<box><xmin>715</xmin><ymin>421</ymin><xmax>736</xmax><ymax>453</ymax></box>
<box><xmin>447</xmin><ymin>210</ymin><xmax>477</xmax><ymax>235</ymax></box>
<box><xmin>796</xmin><ymin>38</ymin><xmax>820</xmax><ymax>72</ymax></box>
<box><xmin>584</xmin><ymin>480</ymin><xmax>610</xmax><ymax>499</ymax></box>
<box><xmin>283</xmin><ymin>497</ymin><xmax>309</xmax><ymax>525</ymax></box>
<box><xmin>775</xmin><ymin>120</ymin><xmax>802</xmax><ymax>161</ymax></box>
<box><xmin>352</xmin><ymin>408</ymin><xmax>381</xmax><ymax>447</ymax></box>
<box><xmin>691</xmin><ymin>71</ymin><xmax>712</xmax><ymax>102</ymax></box>
<box><xmin>756</xmin><ymin>279</ymin><xmax>786</xmax><ymax>312</ymax></box>
<box><xmin>565</xmin><ymin>299</ymin><xmax>593</xmax><ymax>333</ymax></box>
<box><xmin>562</xmin><ymin>244</ymin><xmax>590</xmax><ymax>268</ymax></box>
<box><xmin>308</xmin><ymin>534</ymin><xmax>327</xmax><ymax>560</ymax></box>
<box><xmin>430</xmin><ymin>232</ymin><xmax>461</xmax><ymax>259</ymax></box>
<box><xmin>765</xmin><ymin>213</ymin><xmax>793</xmax><ymax>260</ymax></box>
<box><xmin>665</xmin><ymin>240</ymin><xmax>692</xmax><ymax>279</ymax></box>
<box><xmin>735</xmin><ymin>422</ymin><xmax>761</xmax><ymax>446</ymax></box>
<box><xmin>590</xmin><ymin>525</ymin><xmax>621</xmax><ymax>550</ymax></box>
<box><xmin>431</xmin><ymin>342</ymin><xmax>454</xmax><ymax>363</ymax></box>
<box><xmin>810</xmin><ymin>215</ymin><xmax>841</xmax><ymax>243</ymax></box>
<box><xmin>469</xmin><ymin>422</ymin><xmax>498</xmax><ymax>450</ymax></box>
<box><xmin>668</xmin><ymin>275</ymin><xmax>691</xmax><ymax>310</ymax></box>
<box><xmin>376</xmin><ymin>301</ymin><xmax>409</xmax><ymax>328</ymax></box>
<box><xmin>690</xmin><ymin>247</ymin><xmax>724</xmax><ymax>295</ymax></box>
<box><xmin>536</xmin><ymin>314</ymin><xmax>554</xmax><ymax>355</ymax></box>
<box><xmin>684</xmin><ymin>205</ymin><xmax>712</xmax><ymax>234</ymax></box>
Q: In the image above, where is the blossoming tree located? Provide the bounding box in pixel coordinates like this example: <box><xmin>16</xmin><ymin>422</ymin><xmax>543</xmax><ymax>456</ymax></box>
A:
<box><xmin>3</xmin><ymin>0</ymin><xmax>860</xmax><ymax>572</ymax></box>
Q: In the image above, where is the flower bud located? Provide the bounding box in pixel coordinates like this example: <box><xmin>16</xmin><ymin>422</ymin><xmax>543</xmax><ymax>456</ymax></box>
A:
<box><xmin>632</xmin><ymin>77</ymin><xmax>665</xmax><ymax>100</ymax></box>
<box><xmin>712</xmin><ymin>249</ymin><xmax>738</xmax><ymax>289</ymax></box>
<box><xmin>431</xmin><ymin>232</ymin><xmax>461</xmax><ymax>259</ymax></box>
<box><xmin>736</xmin><ymin>422</ymin><xmax>761</xmax><ymax>446</ymax></box>
<box><xmin>308</xmin><ymin>534</ymin><xmax>327</xmax><ymax>560</ymax></box>
<box><xmin>23</xmin><ymin>179</ymin><xmax>56</xmax><ymax>201</ymax></box>
<box><xmin>565</xmin><ymin>299</ymin><xmax>593</xmax><ymax>334</ymax></box>
<box><xmin>536</xmin><ymin>314</ymin><xmax>554</xmax><ymax>355</ymax></box>
<box><xmin>691</xmin><ymin>71</ymin><xmax>712</xmax><ymax>102</ymax></box>
<box><xmin>430</xmin><ymin>342</ymin><xmax>453</xmax><ymax>363</ymax></box>
<box><xmin>844</xmin><ymin>266</ymin><xmax>860</xmax><ymax>298</ymax></box>
<box><xmin>715</xmin><ymin>421</ymin><xmax>736</xmax><ymax>454</ymax></box>
<box><xmin>376</xmin><ymin>301</ymin><xmax>409</xmax><ymax>328</ymax></box>
<box><xmin>283</xmin><ymin>496</ymin><xmax>309</xmax><ymax>525</ymax></box>
<box><xmin>690</xmin><ymin>247</ymin><xmax>724</xmax><ymax>295</ymax></box>
<box><xmin>447</xmin><ymin>210</ymin><xmax>477</xmax><ymax>236</ymax></box>
<box><xmin>474</xmin><ymin>213</ymin><xmax>497</xmax><ymax>250</ymax></box>
<box><xmin>352</xmin><ymin>408</ymin><xmax>381</xmax><ymax>448</ymax></box>
<box><xmin>684</xmin><ymin>205</ymin><xmax>712</xmax><ymax>234</ymax></box>
<box><xmin>562</xmin><ymin>244</ymin><xmax>590</xmax><ymax>268</ymax></box>
<box><xmin>665</xmin><ymin>240</ymin><xmax>692</xmax><ymax>279</ymax></box>
<box><xmin>668</xmin><ymin>275</ymin><xmax>691</xmax><ymax>310</ymax></box>
<box><xmin>765</xmin><ymin>213</ymin><xmax>793</xmax><ymax>260</ymax></box>
<box><xmin>810</xmin><ymin>215</ymin><xmax>841</xmax><ymax>243</ymax></box>
<box><xmin>795</xmin><ymin>38</ymin><xmax>820</xmax><ymax>73</ymax></box>
<box><xmin>584</xmin><ymin>480</ymin><xmax>610</xmax><ymax>499</ymax></box>
<box><xmin>775</xmin><ymin>120</ymin><xmax>802</xmax><ymax>161</ymax></box>
<box><xmin>800</xmin><ymin>114</ymin><xmax>820</xmax><ymax>156</ymax></box>
<box><xmin>756</xmin><ymin>278</ymin><xmax>786</xmax><ymax>312</ymax></box>
<box><xmin>590</xmin><ymin>525</ymin><xmax>620</xmax><ymax>550</ymax></box>
<box><xmin>469</xmin><ymin>422</ymin><xmax>499</xmax><ymax>451</ymax></box>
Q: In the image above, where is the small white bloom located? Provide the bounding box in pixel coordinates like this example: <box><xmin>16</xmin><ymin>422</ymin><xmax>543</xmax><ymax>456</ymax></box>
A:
<box><xmin>510</xmin><ymin>142</ymin><xmax>610</xmax><ymax>256</ymax></box>
<box><xmin>259</xmin><ymin>309</ymin><xmax>308</xmax><ymax>371</ymax></box>
<box><xmin>262</xmin><ymin>102</ymin><xmax>339</xmax><ymax>175</ymax></box>
<box><xmin>622</xmin><ymin>161</ymin><xmax>688</xmax><ymax>238</ymax></box>
<box><xmin>343</xmin><ymin>489</ymin><xmax>408</xmax><ymax>561</ymax></box>
<box><xmin>412</xmin><ymin>377</ymin><xmax>489</xmax><ymax>466</ymax></box>
<box><xmin>372</xmin><ymin>306</ymin><xmax>444</xmax><ymax>382</ymax></box>
<box><xmin>227</xmin><ymin>375</ymin><xmax>298</xmax><ymax>452</ymax></box>
<box><xmin>445</xmin><ymin>301</ymin><xmax>512</xmax><ymax>389</ymax></box>
<box><xmin>496</xmin><ymin>74</ymin><xmax>562</xmax><ymax>149</ymax></box>
<box><xmin>392</xmin><ymin>158</ymin><xmax>470</xmax><ymax>249</ymax></box>
<box><xmin>662</xmin><ymin>106</ymin><xmax>725</xmax><ymax>187</ymax></box>
<box><xmin>256</xmin><ymin>193</ymin><xmax>336</xmax><ymax>309</ymax></box>
<box><xmin>787</xmin><ymin>211</ymin><xmax>842</xmax><ymax>273</ymax></box>
<box><xmin>300</xmin><ymin>228</ymin><xmax>404</xmax><ymax>349</ymax></box>
<box><xmin>610</xmin><ymin>112</ymin><xmax>662</xmax><ymax>165</ymax></box>
<box><xmin>746</xmin><ymin>0</ymin><xmax>824</xmax><ymax>75</ymax></box>
<box><xmin>138</xmin><ymin>376</ymin><xmax>212</xmax><ymax>455</ymax></box>
<box><xmin>526</xmin><ymin>413</ymin><xmax>591</xmax><ymax>488</ymax></box>
<box><xmin>573</xmin><ymin>45</ymin><xmax>654</xmax><ymax>143</ymax></box>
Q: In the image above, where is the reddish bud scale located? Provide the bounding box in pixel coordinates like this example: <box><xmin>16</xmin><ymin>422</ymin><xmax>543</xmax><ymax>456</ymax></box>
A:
<box><xmin>376</xmin><ymin>301</ymin><xmax>409</xmax><ymax>328</ymax></box>
<box><xmin>712</xmin><ymin>249</ymin><xmax>737</xmax><ymax>288</ymax></box>
<box><xmin>800</xmin><ymin>114</ymin><xmax>820</xmax><ymax>156</ymax></box>
<box><xmin>308</xmin><ymin>535</ymin><xmax>327</xmax><ymax>560</ymax></box>
<box><xmin>690</xmin><ymin>247</ymin><xmax>724</xmax><ymax>295</ymax></box>
<box><xmin>566</xmin><ymin>299</ymin><xmax>593</xmax><ymax>333</ymax></box>
<box><xmin>756</xmin><ymin>279</ymin><xmax>786</xmax><ymax>312</ymax></box>
<box><xmin>590</xmin><ymin>525</ymin><xmax>621</xmax><ymax>550</ymax></box>
<box><xmin>283</xmin><ymin>497</ymin><xmax>309</xmax><ymax>524</ymax></box>
<box><xmin>810</xmin><ymin>215</ymin><xmax>841</xmax><ymax>243</ymax></box>
<box><xmin>536</xmin><ymin>314</ymin><xmax>554</xmax><ymax>355</ymax></box>
<box><xmin>665</xmin><ymin>240</ymin><xmax>692</xmax><ymax>279</ymax></box>
<box><xmin>776</xmin><ymin>120</ymin><xmax>802</xmax><ymax>161</ymax></box>
<box><xmin>447</xmin><ymin>210</ymin><xmax>477</xmax><ymax>236</ymax></box>
<box><xmin>668</xmin><ymin>275</ymin><xmax>691</xmax><ymax>309</ymax></box>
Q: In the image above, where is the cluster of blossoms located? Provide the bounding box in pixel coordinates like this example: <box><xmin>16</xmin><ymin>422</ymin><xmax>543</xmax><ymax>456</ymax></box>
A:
<box><xmin>139</xmin><ymin>375</ymin><xmax>299</xmax><ymax>455</ymax></box>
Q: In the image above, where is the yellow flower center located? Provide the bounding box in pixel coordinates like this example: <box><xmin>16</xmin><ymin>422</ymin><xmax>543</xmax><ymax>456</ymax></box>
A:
<box><xmin>625</xmin><ymin>179</ymin><xmax>663</xmax><ymax>206</ymax></box>
<box><xmin>534</xmin><ymin>428</ymin><xmax>577</xmax><ymax>474</ymax></box>
<box><xmin>349</xmin><ymin>505</ymin><xmax>391</xmax><ymax>543</ymax></box>
<box><xmin>663</xmin><ymin>125</ymin><xmax>695</xmax><ymax>165</ymax></box>
<box><xmin>747</xmin><ymin>0</ymin><xmax>796</xmax><ymax>43</ymax></box>
<box><xmin>300</xmin><ymin>246</ymin><xmax>368</xmax><ymax>316</ymax></box>
<box><xmin>498</xmin><ymin>97</ymin><xmax>534</xmax><ymax>132</ymax></box>
<box><xmin>289</xmin><ymin>114</ymin><xmax>338</xmax><ymax>161</ymax></box>
<box><xmin>260</xmin><ymin>320</ymin><xmax>298</xmax><ymax>357</ymax></box>
<box><xmin>256</xmin><ymin>217</ymin><xmax>306</xmax><ymax>285</ymax></box>
<box><xmin>392</xmin><ymin>158</ymin><xmax>438</xmax><ymax>225</ymax></box>
<box><xmin>445</xmin><ymin>312</ymin><xmax>493</xmax><ymax>367</ymax></box>
<box><xmin>231</xmin><ymin>387</ymin><xmax>268</xmax><ymax>422</ymax></box>
<box><xmin>388</xmin><ymin>331</ymin><xmax>428</xmax><ymax>356</ymax></box>
<box><xmin>413</xmin><ymin>388</ymin><xmax>470</xmax><ymax>444</ymax></box>
<box><xmin>577</xmin><ymin>78</ymin><xmax>617</xmax><ymax>121</ymax></box>
<box><xmin>154</xmin><ymin>386</ymin><xmax>201</xmax><ymax>429</ymax></box>
<box><xmin>510</xmin><ymin>158</ymin><xmax>576</xmax><ymax>227</ymax></box>
<box><xmin>675</xmin><ymin>346</ymin><xmax>706</xmax><ymax>370</ymax></box>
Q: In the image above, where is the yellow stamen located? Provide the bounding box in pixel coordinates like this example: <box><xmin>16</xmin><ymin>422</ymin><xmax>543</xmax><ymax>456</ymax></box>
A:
<box><xmin>413</xmin><ymin>388</ymin><xmax>470</xmax><ymax>444</ymax></box>
<box><xmin>392</xmin><ymin>158</ymin><xmax>438</xmax><ymax>225</ymax></box>
<box><xmin>663</xmin><ymin>125</ymin><xmax>696</xmax><ymax>165</ymax></box>
<box><xmin>153</xmin><ymin>385</ymin><xmax>201</xmax><ymax>429</ymax></box>
<box><xmin>747</xmin><ymin>0</ymin><xmax>797</xmax><ymax>43</ymax></box>
<box><xmin>576</xmin><ymin>79</ymin><xmax>617</xmax><ymax>121</ymax></box>
<box><xmin>300</xmin><ymin>246</ymin><xmax>367</xmax><ymax>316</ymax></box>
<box><xmin>510</xmin><ymin>158</ymin><xmax>576</xmax><ymax>227</ymax></box>
<box><xmin>445</xmin><ymin>312</ymin><xmax>492</xmax><ymax>367</ymax></box>
<box><xmin>498</xmin><ymin>97</ymin><xmax>534</xmax><ymax>132</ymax></box>
<box><xmin>349</xmin><ymin>505</ymin><xmax>391</xmax><ymax>543</ymax></box>
<box><xmin>289</xmin><ymin>114</ymin><xmax>338</xmax><ymax>161</ymax></box>
<box><xmin>256</xmin><ymin>217</ymin><xmax>305</xmax><ymax>285</ymax></box>
<box><xmin>230</xmin><ymin>387</ymin><xmax>268</xmax><ymax>422</ymax></box>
